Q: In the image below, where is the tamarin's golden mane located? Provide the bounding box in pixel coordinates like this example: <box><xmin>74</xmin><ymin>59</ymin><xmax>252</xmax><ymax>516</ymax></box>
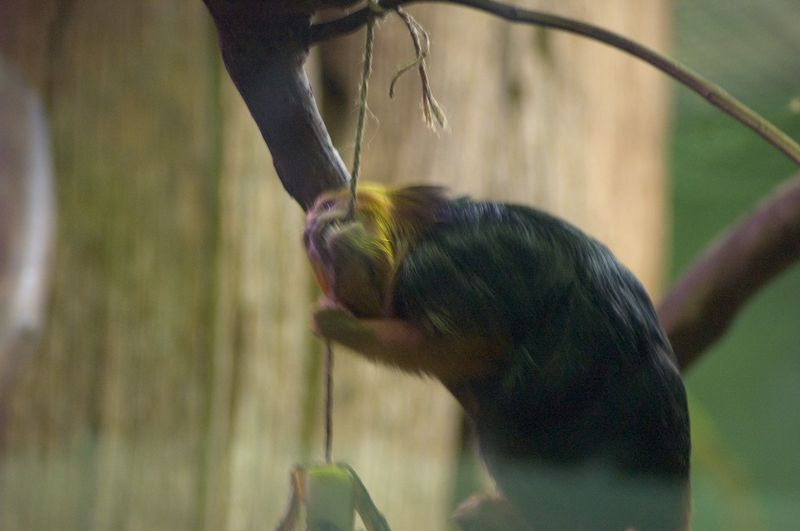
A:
<box><xmin>354</xmin><ymin>183</ymin><xmax>448</xmax><ymax>260</ymax></box>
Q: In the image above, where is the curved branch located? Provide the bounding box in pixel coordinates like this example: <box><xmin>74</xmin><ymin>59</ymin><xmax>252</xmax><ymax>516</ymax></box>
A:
<box><xmin>309</xmin><ymin>0</ymin><xmax>800</xmax><ymax>167</ymax></box>
<box><xmin>659</xmin><ymin>174</ymin><xmax>800</xmax><ymax>371</ymax></box>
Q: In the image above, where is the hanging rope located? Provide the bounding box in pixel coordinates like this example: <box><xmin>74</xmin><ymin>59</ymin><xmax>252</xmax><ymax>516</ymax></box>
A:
<box><xmin>324</xmin><ymin>339</ymin><xmax>334</xmax><ymax>463</ymax></box>
<box><xmin>326</xmin><ymin>0</ymin><xmax>446</xmax><ymax>464</ymax></box>
<box><xmin>390</xmin><ymin>7</ymin><xmax>447</xmax><ymax>130</ymax></box>
<box><xmin>349</xmin><ymin>1</ymin><xmax>446</xmax><ymax>212</ymax></box>
<box><xmin>349</xmin><ymin>0</ymin><xmax>384</xmax><ymax>212</ymax></box>
<box><xmin>325</xmin><ymin>0</ymin><xmax>386</xmax><ymax>464</ymax></box>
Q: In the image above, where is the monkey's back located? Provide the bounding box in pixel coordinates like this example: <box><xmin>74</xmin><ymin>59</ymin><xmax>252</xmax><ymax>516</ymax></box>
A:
<box><xmin>392</xmin><ymin>199</ymin><xmax>691</xmax><ymax>530</ymax></box>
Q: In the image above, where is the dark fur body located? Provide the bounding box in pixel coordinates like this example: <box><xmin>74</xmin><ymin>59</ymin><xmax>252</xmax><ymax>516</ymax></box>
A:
<box><xmin>391</xmin><ymin>199</ymin><xmax>691</xmax><ymax>530</ymax></box>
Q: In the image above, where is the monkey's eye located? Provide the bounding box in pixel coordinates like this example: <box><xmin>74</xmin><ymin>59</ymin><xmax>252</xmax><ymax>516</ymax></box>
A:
<box><xmin>318</xmin><ymin>198</ymin><xmax>337</xmax><ymax>211</ymax></box>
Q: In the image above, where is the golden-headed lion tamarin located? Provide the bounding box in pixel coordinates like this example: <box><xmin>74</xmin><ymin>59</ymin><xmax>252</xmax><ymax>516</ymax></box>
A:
<box><xmin>304</xmin><ymin>183</ymin><xmax>690</xmax><ymax>531</ymax></box>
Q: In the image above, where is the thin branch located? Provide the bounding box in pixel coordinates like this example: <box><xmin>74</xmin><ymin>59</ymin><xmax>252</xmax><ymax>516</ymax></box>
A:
<box><xmin>659</xmin><ymin>174</ymin><xmax>800</xmax><ymax>370</ymax></box>
<box><xmin>308</xmin><ymin>0</ymin><xmax>800</xmax><ymax>167</ymax></box>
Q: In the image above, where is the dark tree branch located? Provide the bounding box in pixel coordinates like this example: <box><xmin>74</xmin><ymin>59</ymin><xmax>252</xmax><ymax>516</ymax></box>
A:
<box><xmin>309</xmin><ymin>0</ymin><xmax>800</xmax><ymax>168</ymax></box>
<box><xmin>659</xmin><ymin>174</ymin><xmax>800</xmax><ymax>370</ymax></box>
<box><xmin>203</xmin><ymin>0</ymin><xmax>355</xmax><ymax>210</ymax></box>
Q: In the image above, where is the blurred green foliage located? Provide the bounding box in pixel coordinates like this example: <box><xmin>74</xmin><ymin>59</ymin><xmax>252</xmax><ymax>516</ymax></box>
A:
<box><xmin>670</xmin><ymin>0</ymin><xmax>800</xmax><ymax>528</ymax></box>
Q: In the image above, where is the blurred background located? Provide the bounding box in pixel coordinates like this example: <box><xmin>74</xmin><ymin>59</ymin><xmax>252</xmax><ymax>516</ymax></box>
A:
<box><xmin>672</xmin><ymin>1</ymin><xmax>800</xmax><ymax>529</ymax></box>
<box><xmin>0</xmin><ymin>0</ymin><xmax>798</xmax><ymax>530</ymax></box>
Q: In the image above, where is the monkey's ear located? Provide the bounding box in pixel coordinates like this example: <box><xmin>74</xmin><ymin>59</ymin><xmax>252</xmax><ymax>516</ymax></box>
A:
<box><xmin>313</xmin><ymin>308</ymin><xmax>503</xmax><ymax>384</ymax></box>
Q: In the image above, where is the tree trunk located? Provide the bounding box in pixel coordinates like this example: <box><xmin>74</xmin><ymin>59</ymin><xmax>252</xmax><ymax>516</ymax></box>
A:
<box><xmin>0</xmin><ymin>1</ymin><xmax>672</xmax><ymax>530</ymax></box>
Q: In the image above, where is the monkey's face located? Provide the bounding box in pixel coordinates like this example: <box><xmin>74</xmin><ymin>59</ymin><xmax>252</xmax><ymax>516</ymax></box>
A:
<box><xmin>303</xmin><ymin>186</ymin><xmax>396</xmax><ymax>317</ymax></box>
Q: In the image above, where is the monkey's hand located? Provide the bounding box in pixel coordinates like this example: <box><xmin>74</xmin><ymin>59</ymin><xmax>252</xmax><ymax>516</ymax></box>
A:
<box><xmin>313</xmin><ymin>304</ymin><xmax>502</xmax><ymax>384</ymax></box>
